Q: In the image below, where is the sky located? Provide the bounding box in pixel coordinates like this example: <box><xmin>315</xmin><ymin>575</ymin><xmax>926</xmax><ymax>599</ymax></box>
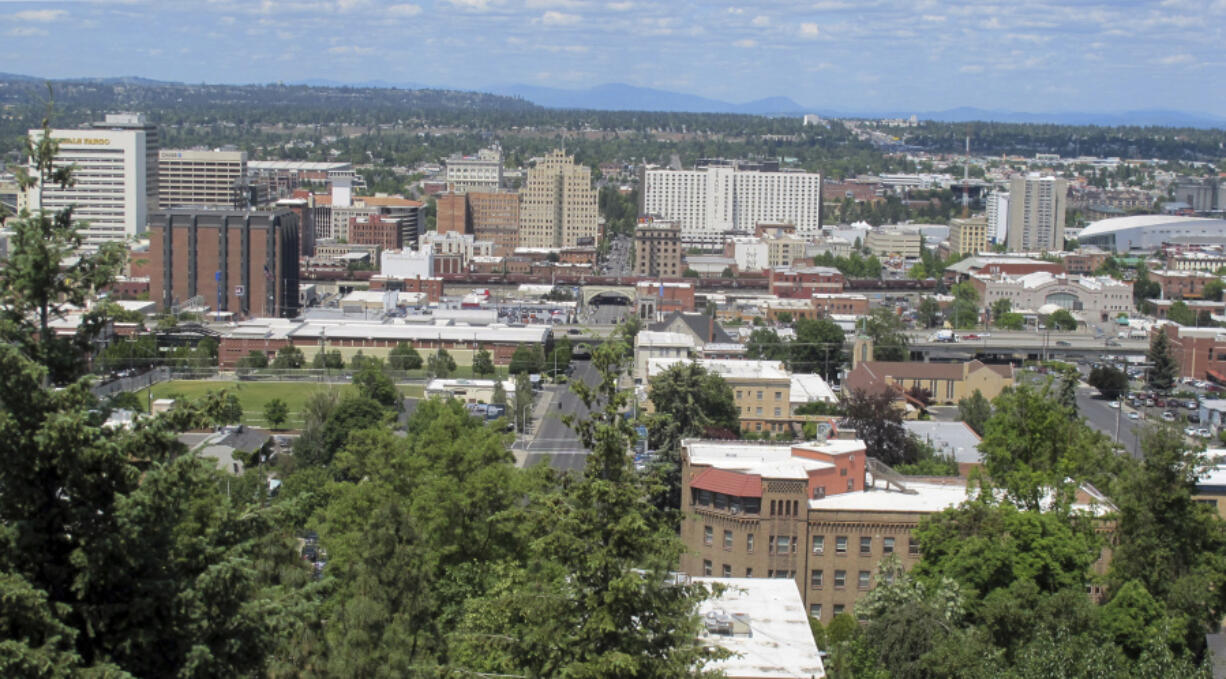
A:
<box><xmin>3</xmin><ymin>0</ymin><xmax>1225</xmax><ymax>114</ymax></box>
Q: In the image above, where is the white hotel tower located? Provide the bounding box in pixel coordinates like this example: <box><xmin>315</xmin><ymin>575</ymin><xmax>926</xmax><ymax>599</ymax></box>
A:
<box><xmin>643</xmin><ymin>164</ymin><xmax>822</xmax><ymax>247</ymax></box>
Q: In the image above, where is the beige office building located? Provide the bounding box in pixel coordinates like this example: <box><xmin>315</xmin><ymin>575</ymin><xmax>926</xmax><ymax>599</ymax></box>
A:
<box><xmin>519</xmin><ymin>150</ymin><xmax>598</xmax><ymax>248</ymax></box>
<box><xmin>865</xmin><ymin>228</ymin><xmax>922</xmax><ymax>258</ymax></box>
<box><xmin>158</xmin><ymin>149</ymin><xmax>247</xmax><ymax>209</ymax></box>
<box><xmin>948</xmin><ymin>216</ymin><xmax>989</xmax><ymax>256</ymax></box>
<box><xmin>1006</xmin><ymin>175</ymin><xmax>1067</xmax><ymax>252</ymax></box>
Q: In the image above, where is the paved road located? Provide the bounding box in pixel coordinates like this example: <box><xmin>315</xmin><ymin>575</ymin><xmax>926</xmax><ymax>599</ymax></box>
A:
<box><xmin>522</xmin><ymin>358</ymin><xmax>600</xmax><ymax>472</ymax></box>
<box><xmin>1075</xmin><ymin>385</ymin><xmax>1143</xmax><ymax>458</ymax></box>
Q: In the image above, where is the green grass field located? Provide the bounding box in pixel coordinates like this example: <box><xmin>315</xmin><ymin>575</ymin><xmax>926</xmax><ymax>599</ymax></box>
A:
<box><xmin>135</xmin><ymin>380</ymin><xmax>425</xmax><ymax>428</ymax></box>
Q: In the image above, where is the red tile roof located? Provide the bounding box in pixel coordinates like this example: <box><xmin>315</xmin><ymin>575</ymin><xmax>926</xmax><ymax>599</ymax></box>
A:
<box><xmin>691</xmin><ymin>467</ymin><xmax>763</xmax><ymax>498</ymax></box>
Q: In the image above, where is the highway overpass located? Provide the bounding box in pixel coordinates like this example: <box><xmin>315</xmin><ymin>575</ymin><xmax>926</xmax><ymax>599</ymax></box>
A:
<box><xmin>904</xmin><ymin>331</ymin><xmax>1149</xmax><ymax>363</ymax></box>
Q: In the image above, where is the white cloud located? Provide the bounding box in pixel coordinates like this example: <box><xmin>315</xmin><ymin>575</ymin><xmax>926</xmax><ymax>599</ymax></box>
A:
<box><xmin>984</xmin><ymin>16</ymin><xmax>1002</xmax><ymax>29</ymax></box>
<box><xmin>1156</xmin><ymin>53</ymin><xmax>1195</xmax><ymax>65</ymax></box>
<box><xmin>921</xmin><ymin>14</ymin><xmax>945</xmax><ymax>22</ymax></box>
<box><xmin>328</xmin><ymin>45</ymin><xmax>375</xmax><ymax>55</ymax></box>
<box><xmin>734</xmin><ymin>38</ymin><xmax>756</xmax><ymax>48</ymax></box>
<box><xmin>811</xmin><ymin>1</ymin><xmax>855</xmax><ymax>9</ymax></box>
<box><xmin>13</xmin><ymin>9</ymin><xmax>66</xmax><ymax>22</ymax></box>
<box><xmin>541</xmin><ymin>10</ymin><xmax>580</xmax><ymax>24</ymax></box>
<box><xmin>388</xmin><ymin>3</ymin><xmax>422</xmax><ymax>16</ymax></box>
<box><xmin>606</xmin><ymin>1</ymin><xmax>633</xmax><ymax>9</ymax></box>
<box><xmin>799</xmin><ymin>22</ymin><xmax>820</xmax><ymax>38</ymax></box>
<box><xmin>445</xmin><ymin>0</ymin><xmax>498</xmax><ymax>10</ymax></box>
<box><xmin>219</xmin><ymin>15</ymin><xmax>236</xmax><ymax>24</ymax></box>
<box><xmin>7</xmin><ymin>26</ymin><xmax>48</xmax><ymax>37</ymax></box>
<box><xmin>959</xmin><ymin>64</ymin><xmax>984</xmax><ymax>73</ymax></box>
<box><xmin>751</xmin><ymin>15</ymin><xmax>770</xmax><ymax>26</ymax></box>
<box><xmin>526</xmin><ymin>0</ymin><xmax>584</xmax><ymax>6</ymax></box>
<box><xmin>726</xmin><ymin>7</ymin><xmax>744</xmax><ymax>14</ymax></box>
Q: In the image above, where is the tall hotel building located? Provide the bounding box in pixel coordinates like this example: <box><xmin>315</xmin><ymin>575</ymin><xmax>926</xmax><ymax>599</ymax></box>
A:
<box><xmin>23</xmin><ymin>113</ymin><xmax>156</xmax><ymax>245</ymax></box>
<box><xmin>158</xmin><ymin>149</ymin><xmax>248</xmax><ymax>209</ymax></box>
<box><xmin>519</xmin><ymin>150</ymin><xmax>598</xmax><ymax>248</ymax></box>
<box><xmin>1006</xmin><ymin>175</ymin><xmax>1067</xmax><ymax>253</ymax></box>
<box><xmin>643</xmin><ymin>163</ymin><xmax>823</xmax><ymax>248</ymax></box>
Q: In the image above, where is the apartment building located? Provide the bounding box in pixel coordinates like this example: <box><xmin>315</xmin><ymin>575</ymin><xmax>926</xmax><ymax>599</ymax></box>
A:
<box><xmin>643</xmin><ymin>164</ymin><xmax>822</xmax><ymax>247</ymax></box>
<box><xmin>25</xmin><ymin>114</ymin><xmax>154</xmax><ymax>244</ymax></box>
<box><xmin>634</xmin><ymin>218</ymin><xmax>683</xmax><ymax>278</ymax></box>
<box><xmin>948</xmin><ymin>216</ymin><xmax>989</xmax><ymax>256</ymax></box>
<box><xmin>647</xmin><ymin>358</ymin><xmax>804</xmax><ymax>434</ymax></box>
<box><xmin>680</xmin><ymin>439</ymin><xmax>1115</xmax><ymax>622</ymax></box>
<box><xmin>518</xmin><ymin>150</ymin><xmax>598</xmax><ymax>249</ymax></box>
<box><xmin>1006</xmin><ymin>175</ymin><xmax>1067</xmax><ymax>253</ymax></box>
<box><xmin>986</xmin><ymin>192</ymin><xmax>1009</xmax><ymax>244</ymax></box>
<box><xmin>1148</xmin><ymin>269</ymin><xmax>1221</xmax><ymax>300</ymax></box>
<box><xmin>436</xmin><ymin>192</ymin><xmax>469</xmax><ymax>235</ymax></box>
<box><xmin>149</xmin><ymin>208</ymin><xmax>301</xmax><ymax>318</ymax></box>
<box><xmin>158</xmin><ymin>149</ymin><xmax>247</xmax><ymax>209</ymax></box>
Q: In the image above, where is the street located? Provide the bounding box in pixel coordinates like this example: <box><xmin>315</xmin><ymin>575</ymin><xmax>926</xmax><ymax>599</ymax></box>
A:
<box><xmin>522</xmin><ymin>358</ymin><xmax>601</xmax><ymax>472</ymax></box>
<box><xmin>1075</xmin><ymin>385</ymin><xmax>1143</xmax><ymax>458</ymax></box>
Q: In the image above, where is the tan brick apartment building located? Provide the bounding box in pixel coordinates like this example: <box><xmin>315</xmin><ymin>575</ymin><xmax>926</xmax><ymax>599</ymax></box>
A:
<box><xmin>680</xmin><ymin>439</ymin><xmax>1115</xmax><ymax>622</ymax></box>
<box><xmin>633</xmin><ymin>218</ymin><xmax>683</xmax><ymax>278</ymax></box>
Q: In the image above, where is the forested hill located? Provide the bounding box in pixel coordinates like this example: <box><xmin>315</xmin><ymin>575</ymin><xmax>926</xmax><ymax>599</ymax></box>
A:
<box><xmin>0</xmin><ymin>75</ymin><xmax>539</xmax><ymax>125</ymax></box>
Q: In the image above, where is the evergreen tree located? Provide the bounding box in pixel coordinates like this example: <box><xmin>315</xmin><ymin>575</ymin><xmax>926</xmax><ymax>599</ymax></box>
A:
<box><xmin>271</xmin><ymin>344</ymin><xmax>305</xmax><ymax>369</ymax></box>
<box><xmin>957</xmin><ymin>389</ymin><xmax>991</xmax><ymax>436</ymax></box>
<box><xmin>428</xmin><ymin>348</ymin><xmax>456</xmax><ymax>378</ymax></box>
<box><xmin>1147</xmin><ymin>330</ymin><xmax>1179</xmax><ymax>392</ymax></box>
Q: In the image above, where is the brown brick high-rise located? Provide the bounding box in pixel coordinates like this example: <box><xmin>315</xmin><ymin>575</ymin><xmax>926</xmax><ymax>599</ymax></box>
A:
<box><xmin>150</xmin><ymin>209</ymin><xmax>300</xmax><ymax>318</ymax></box>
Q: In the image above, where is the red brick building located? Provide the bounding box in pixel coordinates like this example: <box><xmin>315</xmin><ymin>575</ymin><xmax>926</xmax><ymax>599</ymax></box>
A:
<box><xmin>1150</xmin><ymin>269</ymin><xmax>1220</xmax><ymax>300</ymax></box>
<box><xmin>369</xmin><ymin>275</ymin><xmax>445</xmax><ymax>302</ymax></box>
<box><xmin>1161</xmin><ymin>324</ymin><xmax>1226</xmax><ymax>381</ymax></box>
<box><xmin>436</xmin><ymin>192</ymin><xmax>469</xmax><ymax>235</ymax></box>
<box><xmin>770</xmin><ymin>266</ymin><xmax>845</xmax><ymax>298</ymax></box>
<box><xmin>150</xmin><ymin>209</ymin><xmax>300</xmax><ymax>318</ymax></box>
<box><xmin>349</xmin><ymin>214</ymin><xmax>402</xmax><ymax>251</ymax></box>
<box><xmin>811</xmin><ymin>293</ymin><xmax>870</xmax><ymax>316</ymax></box>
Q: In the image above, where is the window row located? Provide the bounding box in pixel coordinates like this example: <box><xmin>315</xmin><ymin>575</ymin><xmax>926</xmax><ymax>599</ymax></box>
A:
<box><xmin>811</xmin><ymin>535</ymin><xmax>917</xmax><ymax>556</ymax></box>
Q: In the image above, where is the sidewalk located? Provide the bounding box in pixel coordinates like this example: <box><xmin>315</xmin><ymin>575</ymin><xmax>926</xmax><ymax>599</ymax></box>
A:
<box><xmin>511</xmin><ymin>387</ymin><xmax>558</xmax><ymax>466</ymax></box>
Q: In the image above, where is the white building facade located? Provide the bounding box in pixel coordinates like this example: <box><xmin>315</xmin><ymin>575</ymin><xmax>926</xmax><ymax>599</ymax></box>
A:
<box><xmin>25</xmin><ymin>125</ymin><xmax>148</xmax><ymax>245</ymax></box>
<box><xmin>643</xmin><ymin>166</ymin><xmax>823</xmax><ymax>247</ymax></box>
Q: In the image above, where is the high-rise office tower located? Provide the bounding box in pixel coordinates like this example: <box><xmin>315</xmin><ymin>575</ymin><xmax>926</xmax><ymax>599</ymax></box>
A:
<box><xmin>24</xmin><ymin>113</ymin><xmax>156</xmax><ymax>245</ymax></box>
<box><xmin>1006</xmin><ymin>175</ymin><xmax>1067</xmax><ymax>252</ymax></box>
<box><xmin>519</xmin><ymin>150</ymin><xmax>598</xmax><ymax>248</ymax></box>
<box><xmin>158</xmin><ymin>149</ymin><xmax>248</xmax><ymax>209</ymax></box>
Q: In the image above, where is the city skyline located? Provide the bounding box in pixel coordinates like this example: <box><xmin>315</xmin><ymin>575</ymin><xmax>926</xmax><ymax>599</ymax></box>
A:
<box><xmin>4</xmin><ymin>0</ymin><xmax>1224</xmax><ymax>116</ymax></box>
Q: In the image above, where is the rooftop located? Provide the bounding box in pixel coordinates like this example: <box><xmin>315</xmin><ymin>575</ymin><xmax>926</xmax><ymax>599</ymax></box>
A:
<box><xmin>694</xmin><ymin>578</ymin><xmax>826</xmax><ymax>679</ymax></box>
<box><xmin>648</xmin><ymin>358</ymin><xmax>790</xmax><ymax>381</ymax></box>
<box><xmin>902</xmin><ymin>421</ymin><xmax>982</xmax><ymax>465</ymax></box>
<box><xmin>790</xmin><ymin>373</ymin><xmax>838</xmax><ymax>405</ymax></box>
<box><xmin>636</xmin><ymin>331</ymin><xmax>697</xmax><ymax>348</ymax></box>
<box><xmin>686</xmin><ymin>441</ymin><xmax>835</xmax><ymax>480</ymax></box>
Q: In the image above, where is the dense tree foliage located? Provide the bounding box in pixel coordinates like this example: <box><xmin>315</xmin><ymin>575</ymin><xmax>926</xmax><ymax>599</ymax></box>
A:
<box><xmin>791</xmin><ymin>317</ymin><xmax>846</xmax><ymax>380</ymax></box>
<box><xmin>1147</xmin><ymin>330</ymin><xmax>1179</xmax><ymax>392</ymax></box>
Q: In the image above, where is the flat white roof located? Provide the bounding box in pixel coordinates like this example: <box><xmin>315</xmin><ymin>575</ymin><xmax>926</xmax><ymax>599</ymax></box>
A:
<box><xmin>686</xmin><ymin>440</ymin><xmax>841</xmax><ymax>480</ymax></box>
<box><xmin>648</xmin><ymin>358</ymin><xmax>790</xmax><ymax>380</ymax></box>
<box><xmin>636</xmin><ymin>331</ymin><xmax>696</xmax><ymax>348</ymax></box>
<box><xmin>694</xmin><ymin>577</ymin><xmax>826</xmax><ymax>679</ymax></box>
<box><xmin>790</xmin><ymin>373</ymin><xmax>837</xmax><ymax>404</ymax></box>
<box><xmin>808</xmin><ymin>480</ymin><xmax>971</xmax><ymax>513</ymax></box>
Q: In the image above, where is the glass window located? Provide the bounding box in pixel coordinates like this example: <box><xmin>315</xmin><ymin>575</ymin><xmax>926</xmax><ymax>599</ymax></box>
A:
<box><xmin>704</xmin><ymin>526</ymin><xmax>713</xmax><ymax>545</ymax></box>
<box><xmin>703</xmin><ymin>560</ymin><xmax>712</xmax><ymax>576</ymax></box>
<box><xmin>836</xmin><ymin>536</ymin><xmax>847</xmax><ymax>554</ymax></box>
<box><xmin>860</xmin><ymin>537</ymin><xmax>872</xmax><ymax>555</ymax></box>
<box><xmin>774</xmin><ymin>407</ymin><xmax>782</xmax><ymax>417</ymax></box>
<box><xmin>777</xmin><ymin>536</ymin><xmax>791</xmax><ymax>554</ymax></box>
<box><xmin>883</xmin><ymin>537</ymin><xmax>895</xmax><ymax>554</ymax></box>
<box><xmin>746</xmin><ymin>568</ymin><xmax>753</xmax><ymax>577</ymax></box>
<box><xmin>810</xmin><ymin>604</ymin><xmax>822</xmax><ymax>619</ymax></box>
<box><xmin>775</xmin><ymin>391</ymin><xmax>782</xmax><ymax>400</ymax></box>
<box><xmin>812</xmin><ymin>535</ymin><xmax>824</xmax><ymax>554</ymax></box>
<box><xmin>747</xmin><ymin>533</ymin><xmax>755</xmax><ymax>552</ymax></box>
<box><xmin>722</xmin><ymin>564</ymin><xmax>732</xmax><ymax>577</ymax></box>
<box><xmin>834</xmin><ymin>570</ymin><xmax>846</xmax><ymax>588</ymax></box>
<box><xmin>859</xmin><ymin>571</ymin><xmax>871</xmax><ymax>589</ymax></box>
<box><xmin>724</xmin><ymin>530</ymin><xmax>733</xmax><ymax>549</ymax></box>
<box><xmin>834</xmin><ymin>604</ymin><xmax>845</xmax><ymax>616</ymax></box>
<box><xmin>810</xmin><ymin>569</ymin><xmax>823</xmax><ymax>588</ymax></box>
<box><xmin>768</xmin><ymin>535</ymin><xmax>776</xmax><ymax>554</ymax></box>
<box><xmin>909</xmin><ymin>538</ymin><xmax>920</xmax><ymax>555</ymax></box>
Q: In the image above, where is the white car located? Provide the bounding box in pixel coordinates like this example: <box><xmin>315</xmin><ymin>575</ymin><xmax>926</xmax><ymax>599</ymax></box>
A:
<box><xmin>1108</xmin><ymin>401</ymin><xmax>1121</xmax><ymax>409</ymax></box>
<box><xmin>1186</xmin><ymin>426</ymin><xmax>1199</xmax><ymax>437</ymax></box>
<box><xmin>1198</xmin><ymin>428</ymin><xmax>1212</xmax><ymax>438</ymax></box>
<box><xmin>1128</xmin><ymin>411</ymin><xmax>1140</xmax><ymax>420</ymax></box>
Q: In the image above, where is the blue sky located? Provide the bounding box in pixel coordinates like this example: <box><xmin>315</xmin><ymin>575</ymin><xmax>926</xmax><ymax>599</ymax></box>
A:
<box><xmin>4</xmin><ymin>0</ymin><xmax>1224</xmax><ymax>113</ymax></box>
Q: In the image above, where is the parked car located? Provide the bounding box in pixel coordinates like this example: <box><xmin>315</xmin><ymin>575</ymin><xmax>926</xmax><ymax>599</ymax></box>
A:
<box><xmin>1198</xmin><ymin>428</ymin><xmax>1212</xmax><ymax>438</ymax></box>
<box><xmin>1186</xmin><ymin>401</ymin><xmax>1198</xmax><ymax>409</ymax></box>
<box><xmin>1186</xmin><ymin>426</ymin><xmax>1200</xmax><ymax>436</ymax></box>
<box><xmin>1128</xmin><ymin>411</ymin><xmax>1141</xmax><ymax>420</ymax></box>
<box><xmin>1108</xmin><ymin>401</ymin><xmax>1121</xmax><ymax>409</ymax></box>
<box><xmin>1161</xmin><ymin>411</ymin><xmax>1176</xmax><ymax>422</ymax></box>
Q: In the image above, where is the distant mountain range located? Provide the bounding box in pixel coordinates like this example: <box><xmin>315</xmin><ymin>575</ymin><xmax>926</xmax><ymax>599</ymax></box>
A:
<box><xmin>484</xmin><ymin>83</ymin><xmax>1226</xmax><ymax>128</ymax></box>
<box><xmin>484</xmin><ymin>82</ymin><xmax>808</xmax><ymax>115</ymax></box>
<box><xmin>3</xmin><ymin>72</ymin><xmax>1223</xmax><ymax>128</ymax></box>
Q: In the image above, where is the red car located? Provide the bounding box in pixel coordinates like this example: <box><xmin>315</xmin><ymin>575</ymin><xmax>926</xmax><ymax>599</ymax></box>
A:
<box><xmin>963</xmin><ymin>334</ymin><xmax>980</xmax><ymax>340</ymax></box>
